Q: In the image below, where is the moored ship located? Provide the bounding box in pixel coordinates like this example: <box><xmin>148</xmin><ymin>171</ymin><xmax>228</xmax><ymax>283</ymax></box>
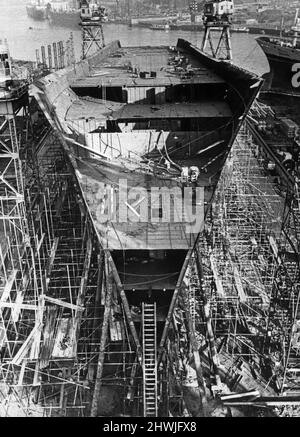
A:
<box><xmin>30</xmin><ymin>32</ymin><xmax>262</xmax><ymax>414</ymax></box>
<box><xmin>26</xmin><ymin>0</ymin><xmax>48</xmax><ymax>20</ymax></box>
<box><xmin>46</xmin><ymin>0</ymin><xmax>81</xmax><ymax>28</ymax></box>
<box><xmin>150</xmin><ymin>23</ymin><xmax>170</xmax><ymax>30</ymax></box>
<box><xmin>1</xmin><ymin>0</ymin><xmax>282</xmax><ymax>418</ymax></box>
<box><xmin>256</xmin><ymin>9</ymin><xmax>300</xmax><ymax>97</ymax></box>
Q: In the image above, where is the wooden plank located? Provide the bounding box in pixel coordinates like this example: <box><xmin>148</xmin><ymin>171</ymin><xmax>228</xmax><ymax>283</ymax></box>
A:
<box><xmin>269</xmin><ymin>235</ymin><xmax>281</xmax><ymax>264</ymax></box>
<box><xmin>210</xmin><ymin>255</ymin><xmax>225</xmax><ymax>297</ymax></box>
<box><xmin>52</xmin><ymin>317</ymin><xmax>78</xmax><ymax>359</ymax></box>
<box><xmin>193</xmin><ymin>350</ymin><xmax>208</xmax><ymax>417</ymax></box>
<box><xmin>0</xmin><ymin>302</ymin><xmax>37</xmax><ymax>311</ymax></box>
<box><xmin>43</xmin><ymin>295</ymin><xmax>84</xmax><ymax>312</ymax></box>
<box><xmin>195</xmin><ymin>251</ymin><xmax>221</xmax><ymax>386</ymax></box>
<box><xmin>109</xmin><ymin>314</ymin><xmax>123</xmax><ymax>342</ymax></box>
<box><xmin>90</xmin><ymin>257</ymin><xmax>113</xmax><ymax>417</ymax></box>
<box><xmin>11</xmin><ymin>324</ymin><xmax>41</xmax><ymax>365</ymax></box>
<box><xmin>59</xmin><ymin>369</ymin><xmax>66</xmax><ymax>411</ymax></box>
<box><xmin>75</xmin><ymin>237</ymin><xmax>92</xmax><ymax>310</ymax></box>
<box><xmin>42</xmin><ymin>237</ymin><xmax>59</xmax><ymax>293</ymax></box>
<box><xmin>0</xmin><ymin>320</ymin><xmax>6</xmax><ymax>348</ymax></box>
<box><xmin>36</xmin><ymin>233</ymin><xmax>45</xmax><ymax>253</ymax></box>
<box><xmin>127</xmin><ymin>357</ymin><xmax>138</xmax><ymax>402</ymax></box>
<box><xmin>89</xmin><ymin>252</ymin><xmax>104</xmax><ymax>380</ymax></box>
<box><xmin>33</xmin><ymin>360</ymin><xmax>41</xmax><ymax>386</ymax></box>
<box><xmin>17</xmin><ymin>360</ymin><xmax>26</xmax><ymax>386</ymax></box>
<box><xmin>30</xmin><ymin>297</ymin><xmax>45</xmax><ymax>360</ymax></box>
<box><xmin>0</xmin><ymin>269</ymin><xmax>17</xmax><ymax>302</ymax></box>
<box><xmin>9</xmin><ymin>265</ymin><xmax>33</xmax><ymax>323</ymax></box>
<box><xmin>233</xmin><ymin>265</ymin><xmax>247</xmax><ymax>302</ymax></box>
<box><xmin>39</xmin><ymin>306</ymin><xmax>59</xmax><ymax>369</ymax></box>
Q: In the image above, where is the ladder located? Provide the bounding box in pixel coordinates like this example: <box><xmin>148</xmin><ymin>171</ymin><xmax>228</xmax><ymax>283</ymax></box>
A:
<box><xmin>142</xmin><ymin>302</ymin><xmax>157</xmax><ymax>417</ymax></box>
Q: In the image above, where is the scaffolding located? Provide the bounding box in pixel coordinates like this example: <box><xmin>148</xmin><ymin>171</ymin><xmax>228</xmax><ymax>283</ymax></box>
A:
<box><xmin>192</xmin><ymin>121</ymin><xmax>300</xmax><ymax>413</ymax></box>
<box><xmin>2</xmin><ymin>59</ymin><xmax>300</xmax><ymax>416</ymax></box>
<box><xmin>0</xmin><ymin>89</ymin><xmax>149</xmax><ymax>416</ymax></box>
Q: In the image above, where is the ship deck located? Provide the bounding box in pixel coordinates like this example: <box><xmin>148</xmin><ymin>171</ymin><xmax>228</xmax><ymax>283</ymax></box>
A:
<box><xmin>70</xmin><ymin>45</ymin><xmax>226</xmax><ymax>89</ymax></box>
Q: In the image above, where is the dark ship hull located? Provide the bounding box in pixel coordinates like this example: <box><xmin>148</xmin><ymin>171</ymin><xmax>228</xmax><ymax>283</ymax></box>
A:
<box><xmin>257</xmin><ymin>36</ymin><xmax>300</xmax><ymax>97</ymax></box>
<box><xmin>26</xmin><ymin>5</ymin><xmax>47</xmax><ymax>20</ymax></box>
<box><xmin>249</xmin><ymin>26</ymin><xmax>292</xmax><ymax>37</ymax></box>
<box><xmin>47</xmin><ymin>10</ymin><xmax>81</xmax><ymax>28</ymax></box>
<box><xmin>30</xmin><ymin>38</ymin><xmax>262</xmax><ymax>416</ymax></box>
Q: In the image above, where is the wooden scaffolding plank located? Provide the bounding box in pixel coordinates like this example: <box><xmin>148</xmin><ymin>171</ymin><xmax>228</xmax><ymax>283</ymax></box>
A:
<box><xmin>17</xmin><ymin>360</ymin><xmax>26</xmax><ymax>386</ymax></box>
<box><xmin>210</xmin><ymin>255</ymin><xmax>225</xmax><ymax>297</ymax></box>
<box><xmin>11</xmin><ymin>323</ymin><xmax>41</xmax><ymax>365</ymax></box>
<box><xmin>233</xmin><ymin>265</ymin><xmax>247</xmax><ymax>302</ymax></box>
<box><xmin>0</xmin><ymin>269</ymin><xmax>18</xmax><ymax>302</ymax></box>
<box><xmin>43</xmin><ymin>237</ymin><xmax>59</xmax><ymax>292</ymax></box>
<box><xmin>90</xmin><ymin>257</ymin><xmax>113</xmax><ymax>417</ymax></box>
<box><xmin>43</xmin><ymin>295</ymin><xmax>84</xmax><ymax>312</ymax></box>
<box><xmin>39</xmin><ymin>306</ymin><xmax>60</xmax><ymax>369</ymax></box>
<box><xmin>0</xmin><ymin>319</ymin><xmax>6</xmax><ymax>348</ymax></box>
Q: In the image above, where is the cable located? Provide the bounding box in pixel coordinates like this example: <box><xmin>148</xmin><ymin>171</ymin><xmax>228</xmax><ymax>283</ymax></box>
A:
<box><xmin>119</xmin><ymin>271</ymin><xmax>180</xmax><ymax>277</ymax></box>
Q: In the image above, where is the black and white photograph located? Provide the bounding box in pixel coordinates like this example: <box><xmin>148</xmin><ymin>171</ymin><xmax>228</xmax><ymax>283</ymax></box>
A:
<box><xmin>0</xmin><ymin>0</ymin><xmax>299</xmax><ymax>422</ymax></box>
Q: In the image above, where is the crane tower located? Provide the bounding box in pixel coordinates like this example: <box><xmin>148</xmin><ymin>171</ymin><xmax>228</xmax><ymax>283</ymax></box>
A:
<box><xmin>80</xmin><ymin>1</ymin><xmax>106</xmax><ymax>59</ymax></box>
<box><xmin>201</xmin><ymin>1</ymin><xmax>234</xmax><ymax>60</ymax></box>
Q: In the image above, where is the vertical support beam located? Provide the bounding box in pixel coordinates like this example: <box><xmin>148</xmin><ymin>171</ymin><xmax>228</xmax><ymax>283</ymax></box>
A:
<box><xmin>47</xmin><ymin>45</ymin><xmax>52</xmax><ymax>71</ymax></box>
<box><xmin>158</xmin><ymin>249</ymin><xmax>193</xmax><ymax>362</ymax></box>
<box><xmin>35</xmin><ymin>49</ymin><xmax>40</xmax><ymax>67</ymax></box>
<box><xmin>90</xmin><ymin>251</ymin><xmax>104</xmax><ymax>379</ymax></box>
<box><xmin>41</xmin><ymin>46</ymin><xmax>46</xmax><ymax>67</ymax></box>
<box><xmin>90</xmin><ymin>256</ymin><xmax>113</xmax><ymax>417</ymax></box>
<box><xmin>53</xmin><ymin>42</ymin><xmax>58</xmax><ymax>70</ymax></box>
<box><xmin>195</xmin><ymin>250</ymin><xmax>221</xmax><ymax>386</ymax></box>
<box><xmin>60</xmin><ymin>41</ymin><xmax>65</xmax><ymax>69</ymax></box>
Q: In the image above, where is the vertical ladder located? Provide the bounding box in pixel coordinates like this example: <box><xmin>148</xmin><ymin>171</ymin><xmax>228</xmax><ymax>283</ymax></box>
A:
<box><xmin>142</xmin><ymin>302</ymin><xmax>157</xmax><ymax>417</ymax></box>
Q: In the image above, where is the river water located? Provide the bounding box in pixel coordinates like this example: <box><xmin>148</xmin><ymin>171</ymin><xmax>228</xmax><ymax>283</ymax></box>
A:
<box><xmin>0</xmin><ymin>0</ymin><xmax>269</xmax><ymax>76</ymax></box>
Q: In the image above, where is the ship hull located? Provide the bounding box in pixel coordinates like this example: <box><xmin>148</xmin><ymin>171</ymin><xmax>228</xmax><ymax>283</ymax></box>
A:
<box><xmin>47</xmin><ymin>10</ymin><xmax>81</xmax><ymax>28</ymax></box>
<box><xmin>27</xmin><ymin>38</ymin><xmax>263</xmax><ymax>417</ymax></box>
<box><xmin>249</xmin><ymin>26</ymin><xmax>285</xmax><ymax>36</ymax></box>
<box><xmin>32</xmin><ymin>39</ymin><xmax>262</xmax><ymax>252</ymax></box>
<box><xmin>26</xmin><ymin>5</ymin><xmax>47</xmax><ymax>20</ymax></box>
<box><xmin>257</xmin><ymin>36</ymin><xmax>300</xmax><ymax>96</ymax></box>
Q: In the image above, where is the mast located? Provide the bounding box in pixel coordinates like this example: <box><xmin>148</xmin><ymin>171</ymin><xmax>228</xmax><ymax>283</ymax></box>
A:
<box><xmin>292</xmin><ymin>8</ymin><xmax>299</xmax><ymax>48</ymax></box>
<box><xmin>280</xmin><ymin>14</ymin><xmax>284</xmax><ymax>39</ymax></box>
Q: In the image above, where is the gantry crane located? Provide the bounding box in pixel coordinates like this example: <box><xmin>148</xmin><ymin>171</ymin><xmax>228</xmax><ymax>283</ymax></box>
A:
<box><xmin>80</xmin><ymin>1</ymin><xmax>106</xmax><ymax>59</ymax></box>
<box><xmin>201</xmin><ymin>1</ymin><xmax>234</xmax><ymax>60</ymax></box>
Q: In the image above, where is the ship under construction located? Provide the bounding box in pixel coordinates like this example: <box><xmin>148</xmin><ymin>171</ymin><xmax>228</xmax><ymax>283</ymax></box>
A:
<box><xmin>1</xmin><ymin>0</ymin><xmax>300</xmax><ymax>418</ymax></box>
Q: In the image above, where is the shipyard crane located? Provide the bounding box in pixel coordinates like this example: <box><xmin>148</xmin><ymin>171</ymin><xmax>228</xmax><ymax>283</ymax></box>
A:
<box><xmin>201</xmin><ymin>0</ymin><xmax>234</xmax><ymax>60</ymax></box>
<box><xmin>80</xmin><ymin>1</ymin><xmax>106</xmax><ymax>59</ymax></box>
